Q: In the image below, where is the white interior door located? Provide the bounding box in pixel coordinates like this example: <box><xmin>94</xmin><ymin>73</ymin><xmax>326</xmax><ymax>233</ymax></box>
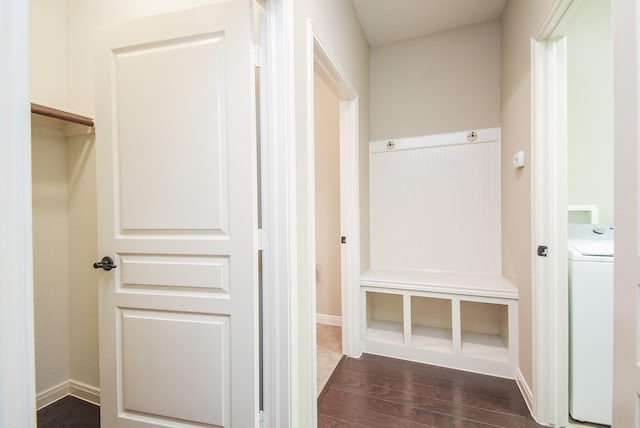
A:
<box><xmin>94</xmin><ymin>2</ymin><xmax>259</xmax><ymax>427</ymax></box>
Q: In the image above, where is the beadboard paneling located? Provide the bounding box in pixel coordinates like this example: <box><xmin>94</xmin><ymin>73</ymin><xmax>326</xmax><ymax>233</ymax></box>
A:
<box><xmin>370</xmin><ymin>134</ymin><xmax>501</xmax><ymax>274</ymax></box>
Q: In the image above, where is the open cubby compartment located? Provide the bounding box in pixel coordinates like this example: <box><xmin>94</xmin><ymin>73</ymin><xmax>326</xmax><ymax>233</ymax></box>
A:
<box><xmin>410</xmin><ymin>295</ymin><xmax>453</xmax><ymax>352</ymax></box>
<box><xmin>365</xmin><ymin>291</ymin><xmax>404</xmax><ymax>344</ymax></box>
<box><xmin>460</xmin><ymin>300</ymin><xmax>509</xmax><ymax>362</ymax></box>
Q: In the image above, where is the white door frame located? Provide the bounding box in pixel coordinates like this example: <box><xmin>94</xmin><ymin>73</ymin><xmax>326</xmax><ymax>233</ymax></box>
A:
<box><xmin>310</xmin><ymin>23</ymin><xmax>361</xmax><ymax>360</ymax></box>
<box><xmin>260</xmin><ymin>0</ymin><xmax>295</xmax><ymax>426</ymax></box>
<box><xmin>0</xmin><ymin>0</ymin><xmax>37</xmax><ymax>426</ymax></box>
<box><xmin>530</xmin><ymin>0</ymin><xmax>577</xmax><ymax>425</ymax></box>
<box><xmin>307</xmin><ymin>21</ymin><xmax>362</xmax><ymax>357</ymax></box>
<box><xmin>611</xmin><ymin>0</ymin><xmax>640</xmax><ymax>423</ymax></box>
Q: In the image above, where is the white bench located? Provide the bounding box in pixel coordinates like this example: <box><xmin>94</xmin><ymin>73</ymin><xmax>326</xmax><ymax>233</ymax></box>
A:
<box><xmin>360</xmin><ymin>268</ymin><xmax>519</xmax><ymax>378</ymax></box>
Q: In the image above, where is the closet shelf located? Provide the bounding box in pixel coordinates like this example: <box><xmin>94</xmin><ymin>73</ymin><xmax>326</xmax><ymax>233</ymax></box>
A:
<box><xmin>31</xmin><ymin>103</ymin><xmax>94</xmax><ymax>136</ymax></box>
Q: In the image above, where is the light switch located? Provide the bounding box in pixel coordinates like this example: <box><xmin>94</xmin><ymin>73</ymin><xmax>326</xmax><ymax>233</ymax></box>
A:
<box><xmin>513</xmin><ymin>151</ymin><xmax>525</xmax><ymax>169</ymax></box>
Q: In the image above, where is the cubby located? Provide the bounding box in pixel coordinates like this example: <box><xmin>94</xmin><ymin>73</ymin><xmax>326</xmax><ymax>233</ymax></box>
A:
<box><xmin>361</xmin><ymin>268</ymin><xmax>518</xmax><ymax>378</ymax></box>
<box><xmin>365</xmin><ymin>291</ymin><xmax>404</xmax><ymax>344</ymax></box>
<box><xmin>461</xmin><ymin>301</ymin><xmax>509</xmax><ymax>362</ymax></box>
<box><xmin>411</xmin><ymin>296</ymin><xmax>453</xmax><ymax>352</ymax></box>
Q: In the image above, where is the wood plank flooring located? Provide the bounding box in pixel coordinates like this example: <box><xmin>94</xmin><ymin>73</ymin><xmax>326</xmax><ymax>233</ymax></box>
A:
<box><xmin>37</xmin><ymin>395</ymin><xmax>100</xmax><ymax>428</ymax></box>
<box><xmin>318</xmin><ymin>353</ymin><xmax>544</xmax><ymax>428</ymax></box>
<box><xmin>36</xmin><ymin>355</ymin><xmax>542</xmax><ymax>427</ymax></box>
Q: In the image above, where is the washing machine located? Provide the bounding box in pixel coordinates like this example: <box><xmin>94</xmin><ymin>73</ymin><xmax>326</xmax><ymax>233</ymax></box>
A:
<box><xmin>569</xmin><ymin>223</ymin><xmax>614</xmax><ymax>426</ymax></box>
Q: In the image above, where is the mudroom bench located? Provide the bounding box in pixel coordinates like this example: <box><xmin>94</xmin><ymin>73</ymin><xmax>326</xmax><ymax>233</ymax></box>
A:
<box><xmin>360</xmin><ymin>268</ymin><xmax>519</xmax><ymax>378</ymax></box>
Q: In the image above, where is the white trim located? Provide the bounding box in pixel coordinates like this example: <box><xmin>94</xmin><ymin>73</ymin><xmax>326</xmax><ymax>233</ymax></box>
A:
<box><xmin>370</xmin><ymin>127</ymin><xmax>500</xmax><ymax>153</ymax></box>
<box><xmin>361</xmin><ymin>268</ymin><xmax>518</xmax><ymax>300</ymax></box>
<box><xmin>309</xmin><ymin>21</ymin><xmax>362</xmax><ymax>360</ymax></box>
<box><xmin>0</xmin><ymin>0</ymin><xmax>36</xmax><ymax>426</ymax></box>
<box><xmin>36</xmin><ymin>381</ymin><xmax>101</xmax><ymax>410</ymax></box>
<box><xmin>338</xmin><ymin>97</ymin><xmax>361</xmax><ymax>359</ymax></box>
<box><xmin>534</xmin><ymin>0</ymin><xmax>578</xmax><ymax>39</ymax></box>
<box><xmin>36</xmin><ymin>382</ymin><xmax>70</xmax><ymax>410</ymax></box>
<box><xmin>261</xmin><ymin>0</ymin><xmax>294</xmax><ymax>426</ymax></box>
<box><xmin>69</xmin><ymin>380</ymin><xmax>101</xmax><ymax>407</ymax></box>
<box><xmin>531</xmin><ymin>1</ymin><xmax>574</xmax><ymax>425</ymax></box>
<box><xmin>306</xmin><ymin>20</ymin><xmax>318</xmax><ymax>421</ymax></box>
<box><xmin>516</xmin><ymin>369</ymin><xmax>537</xmax><ymax>423</ymax></box>
<box><xmin>316</xmin><ymin>314</ymin><xmax>342</xmax><ymax>326</ymax></box>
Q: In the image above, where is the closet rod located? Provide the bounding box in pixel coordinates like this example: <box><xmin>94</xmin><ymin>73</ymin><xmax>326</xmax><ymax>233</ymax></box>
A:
<box><xmin>31</xmin><ymin>103</ymin><xmax>94</xmax><ymax>127</ymax></box>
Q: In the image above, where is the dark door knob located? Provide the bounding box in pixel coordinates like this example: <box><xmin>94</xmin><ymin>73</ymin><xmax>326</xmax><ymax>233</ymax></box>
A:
<box><xmin>93</xmin><ymin>256</ymin><xmax>117</xmax><ymax>271</ymax></box>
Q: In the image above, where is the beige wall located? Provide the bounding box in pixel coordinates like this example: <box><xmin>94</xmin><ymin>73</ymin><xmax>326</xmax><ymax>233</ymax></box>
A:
<box><xmin>314</xmin><ymin>73</ymin><xmax>342</xmax><ymax>318</ymax></box>
<box><xmin>309</xmin><ymin>0</ymin><xmax>371</xmax><ymax>274</ymax></box>
<box><xmin>566</xmin><ymin>0</ymin><xmax>613</xmax><ymax>225</ymax></box>
<box><xmin>30</xmin><ymin>126</ymin><xmax>99</xmax><ymax>395</ymax></box>
<box><xmin>30</xmin><ymin>0</ymin><xmax>67</xmax><ymax>107</ymax></box>
<box><xmin>30</xmin><ymin>0</ymin><xmax>72</xmax><ymax>397</ymax></box>
<box><xmin>370</xmin><ymin>19</ymin><xmax>501</xmax><ymax>140</ymax></box>
<box><xmin>31</xmin><ymin>125</ymin><xmax>70</xmax><ymax>395</ymax></box>
<box><xmin>501</xmin><ymin>0</ymin><xmax>555</xmax><ymax>387</ymax></box>
<box><xmin>67</xmin><ymin>135</ymin><xmax>99</xmax><ymax>387</ymax></box>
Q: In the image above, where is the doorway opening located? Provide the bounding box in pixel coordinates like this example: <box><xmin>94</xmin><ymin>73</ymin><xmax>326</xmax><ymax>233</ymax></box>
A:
<box><xmin>532</xmin><ymin>0</ymin><xmax>613</xmax><ymax>426</ymax></box>
<box><xmin>313</xmin><ymin>70</ymin><xmax>344</xmax><ymax>395</ymax></box>
<box><xmin>309</xmin><ymin>29</ymin><xmax>361</xmax><ymax>405</ymax></box>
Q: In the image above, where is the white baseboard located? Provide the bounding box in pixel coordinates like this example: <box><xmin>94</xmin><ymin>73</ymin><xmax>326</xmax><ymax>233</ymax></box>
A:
<box><xmin>316</xmin><ymin>313</ymin><xmax>342</xmax><ymax>326</ymax></box>
<box><xmin>36</xmin><ymin>380</ymin><xmax>100</xmax><ymax>410</ymax></box>
<box><xmin>69</xmin><ymin>380</ymin><xmax>100</xmax><ymax>406</ymax></box>
<box><xmin>516</xmin><ymin>368</ymin><xmax>537</xmax><ymax>422</ymax></box>
<box><xmin>36</xmin><ymin>381</ymin><xmax>69</xmax><ymax>410</ymax></box>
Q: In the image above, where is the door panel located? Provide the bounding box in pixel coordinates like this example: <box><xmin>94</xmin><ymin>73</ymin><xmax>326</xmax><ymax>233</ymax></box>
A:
<box><xmin>95</xmin><ymin>2</ymin><xmax>258</xmax><ymax>427</ymax></box>
<box><xmin>119</xmin><ymin>254</ymin><xmax>230</xmax><ymax>294</ymax></box>
<box><xmin>114</xmin><ymin>34</ymin><xmax>227</xmax><ymax>232</ymax></box>
<box><xmin>120</xmin><ymin>310</ymin><xmax>229</xmax><ymax>426</ymax></box>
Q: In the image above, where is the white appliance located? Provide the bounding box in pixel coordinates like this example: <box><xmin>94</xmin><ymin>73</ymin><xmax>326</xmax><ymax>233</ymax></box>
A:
<box><xmin>568</xmin><ymin>223</ymin><xmax>614</xmax><ymax>426</ymax></box>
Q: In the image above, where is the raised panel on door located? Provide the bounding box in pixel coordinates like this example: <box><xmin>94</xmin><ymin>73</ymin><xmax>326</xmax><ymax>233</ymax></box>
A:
<box><xmin>120</xmin><ymin>310</ymin><xmax>229</xmax><ymax>426</ymax></box>
<box><xmin>95</xmin><ymin>2</ymin><xmax>258</xmax><ymax>427</ymax></box>
<box><xmin>114</xmin><ymin>33</ymin><xmax>228</xmax><ymax>234</ymax></box>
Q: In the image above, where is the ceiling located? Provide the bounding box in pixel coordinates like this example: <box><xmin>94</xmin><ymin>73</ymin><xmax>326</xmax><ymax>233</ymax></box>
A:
<box><xmin>351</xmin><ymin>0</ymin><xmax>507</xmax><ymax>47</ymax></box>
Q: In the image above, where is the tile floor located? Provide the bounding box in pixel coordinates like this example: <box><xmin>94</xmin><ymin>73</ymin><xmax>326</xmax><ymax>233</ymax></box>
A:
<box><xmin>316</xmin><ymin>323</ymin><xmax>343</xmax><ymax>396</ymax></box>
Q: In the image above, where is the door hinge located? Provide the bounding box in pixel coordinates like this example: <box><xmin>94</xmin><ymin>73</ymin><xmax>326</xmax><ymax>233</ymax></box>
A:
<box><xmin>537</xmin><ymin>245</ymin><xmax>548</xmax><ymax>257</ymax></box>
<box><xmin>252</xmin><ymin>46</ymin><xmax>264</xmax><ymax>68</ymax></box>
<box><xmin>257</xmin><ymin>229</ymin><xmax>264</xmax><ymax>251</ymax></box>
<box><xmin>259</xmin><ymin>410</ymin><xmax>264</xmax><ymax>426</ymax></box>
<box><xmin>341</xmin><ymin>236</ymin><xmax>347</xmax><ymax>244</ymax></box>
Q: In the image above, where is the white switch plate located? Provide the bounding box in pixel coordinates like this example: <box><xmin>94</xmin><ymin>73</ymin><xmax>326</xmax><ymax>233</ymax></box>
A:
<box><xmin>513</xmin><ymin>151</ymin><xmax>525</xmax><ymax>169</ymax></box>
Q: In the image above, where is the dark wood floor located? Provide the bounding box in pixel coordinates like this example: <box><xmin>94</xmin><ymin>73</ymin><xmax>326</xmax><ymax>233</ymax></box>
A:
<box><xmin>36</xmin><ymin>355</ymin><xmax>543</xmax><ymax>427</ymax></box>
<box><xmin>318</xmin><ymin>353</ymin><xmax>545</xmax><ymax>427</ymax></box>
<box><xmin>37</xmin><ymin>395</ymin><xmax>100</xmax><ymax>428</ymax></box>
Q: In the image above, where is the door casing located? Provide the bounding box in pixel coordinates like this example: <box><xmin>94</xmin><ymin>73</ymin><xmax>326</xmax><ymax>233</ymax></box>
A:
<box><xmin>306</xmin><ymin>19</ymin><xmax>362</xmax><ymax>421</ymax></box>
